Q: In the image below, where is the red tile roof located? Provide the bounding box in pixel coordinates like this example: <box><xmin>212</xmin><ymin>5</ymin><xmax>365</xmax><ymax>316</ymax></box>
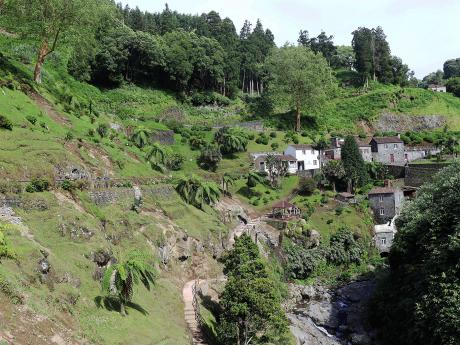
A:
<box><xmin>272</xmin><ymin>200</ymin><xmax>297</xmax><ymax>209</ymax></box>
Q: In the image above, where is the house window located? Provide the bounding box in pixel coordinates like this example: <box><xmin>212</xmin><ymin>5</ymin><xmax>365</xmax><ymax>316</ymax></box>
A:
<box><xmin>394</xmin><ymin>144</ymin><xmax>398</xmax><ymax>148</ymax></box>
<box><xmin>380</xmin><ymin>238</ymin><xmax>386</xmax><ymax>245</ymax></box>
<box><xmin>379</xmin><ymin>208</ymin><xmax>385</xmax><ymax>215</ymax></box>
<box><xmin>379</xmin><ymin>195</ymin><xmax>383</xmax><ymax>202</ymax></box>
<box><xmin>313</xmin><ymin>160</ymin><xmax>317</xmax><ymax>165</ymax></box>
<box><xmin>259</xmin><ymin>162</ymin><xmax>265</xmax><ymax>169</ymax></box>
<box><xmin>384</xmin><ymin>144</ymin><xmax>388</xmax><ymax>149</ymax></box>
<box><xmin>405</xmin><ymin>153</ymin><xmax>408</xmax><ymax>159</ymax></box>
<box><xmin>302</xmin><ymin>150</ymin><xmax>306</xmax><ymax>155</ymax></box>
<box><xmin>311</xmin><ymin>149</ymin><xmax>315</xmax><ymax>154</ymax></box>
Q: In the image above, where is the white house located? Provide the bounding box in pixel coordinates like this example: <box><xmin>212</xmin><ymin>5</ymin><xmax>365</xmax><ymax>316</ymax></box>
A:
<box><xmin>374</xmin><ymin>216</ymin><xmax>398</xmax><ymax>255</ymax></box>
<box><xmin>428</xmin><ymin>84</ymin><xmax>446</xmax><ymax>93</ymax></box>
<box><xmin>284</xmin><ymin>144</ymin><xmax>321</xmax><ymax>172</ymax></box>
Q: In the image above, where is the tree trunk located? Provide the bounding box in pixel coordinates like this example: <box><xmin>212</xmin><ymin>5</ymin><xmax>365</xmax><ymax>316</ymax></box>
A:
<box><xmin>242</xmin><ymin>70</ymin><xmax>245</xmax><ymax>93</ymax></box>
<box><xmin>296</xmin><ymin>99</ymin><xmax>301</xmax><ymax>132</ymax></box>
<box><xmin>120</xmin><ymin>301</ymin><xmax>127</xmax><ymax>316</ymax></box>
<box><xmin>34</xmin><ymin>40</ymin><xmax>50</xmax><ymax>84</ymax></box>
<box><xmin>332</xmin><ymin>181</ymin><xmax>336</xmax><ymax>192</ymax></box>
<box><xmin>347</xmin><ymin>179</ymin><xmax>352</xmax><ymax>193</ymax></box>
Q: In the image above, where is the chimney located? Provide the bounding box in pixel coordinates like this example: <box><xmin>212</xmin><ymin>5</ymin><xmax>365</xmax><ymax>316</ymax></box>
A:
<box><xmin>397</xmin><ymin>133</ymin><xmax>401</xmax><ymax>139</ymax></box>
<box><xmin>384</xmin><ymin>179</ymin><xmax>391</xmax><ymax>187</ymax></box>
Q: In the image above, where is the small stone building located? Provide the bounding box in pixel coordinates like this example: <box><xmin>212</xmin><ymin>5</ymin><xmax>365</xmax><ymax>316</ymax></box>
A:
<box><xmin>271</xmin><ymin>200</ymin><xmax>301</xmax><ymax>219</ymax></box>
<box><xmin>370</xmin><ymin>136</ymin><xmax>405</xmax><ymax>165</ymax></box>
<box><xmin>374</xmin><ymin>216</ymin><xmax>397</xmax><ymax>255</ymax></box>
<box><xmin>368</xmin><ymin>183</ymin><xmax>404</xmax><ymax>224</ymax></box>
<box><xmin>335</xmin><ymin>192</ymin><xmax>356</xmax><ymax>204</ymax></box>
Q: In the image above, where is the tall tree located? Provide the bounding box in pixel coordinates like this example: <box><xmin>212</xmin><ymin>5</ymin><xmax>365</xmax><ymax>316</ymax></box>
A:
<box><xmin>341</xmin><ymin>135</ymin><xmax>368</xmax><ymax>192</ymax></box>
<box><xmin>322</xmin><ymin>160</ymin><xmax>346</xmax><ymax>192</ymax></box>
<box><xmin>217</xmin><ymin>234</ymin><xmax>289</xmax><ymax>345</ymax></box>
<box><xmin>266</xmin><ymin>45</ymin><xmax>336</xmax><ymax>131</ymax></box>
<box><xmin>2</xmin><ymin>0</ymin><xmax>103</xmax><ymax>83</ymax></box>
<box><xmin>352</xmin><ymin>27</ymin><xmax>374</xmax><ymax>86</ymax></box>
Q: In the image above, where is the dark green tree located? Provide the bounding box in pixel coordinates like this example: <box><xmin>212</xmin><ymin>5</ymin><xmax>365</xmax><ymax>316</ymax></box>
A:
<box><xmin>443</xmin><ymin>58</ymin><xmax>460</xmax><ymax>79</ymax></box>
<box><xmin>341</xmin><ymin>135</ymin><xmax>368</xmax><ymax>192</ymax></box>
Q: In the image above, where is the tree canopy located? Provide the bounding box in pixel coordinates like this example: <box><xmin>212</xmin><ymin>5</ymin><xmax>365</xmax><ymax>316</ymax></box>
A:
<box><xmin>266</xmin><ymin>45</ymin><xmax>336</xmax><ymax>131</ymax></box>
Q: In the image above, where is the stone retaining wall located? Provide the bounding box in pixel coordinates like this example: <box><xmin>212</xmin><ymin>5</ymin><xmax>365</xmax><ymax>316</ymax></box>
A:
<box><xmin>405</xmin><ymin>163</ymin><xmax>451</xmax><ymax>187</ymax></box>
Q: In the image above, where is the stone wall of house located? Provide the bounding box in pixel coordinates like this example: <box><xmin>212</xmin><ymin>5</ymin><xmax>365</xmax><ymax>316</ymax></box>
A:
<box><xmin>404</xmin><ymin>163</ymin><xmax>450</xmax><ymax>187</ymax></box>
<box><xmin>371</xmin><ymin>142</ymin><xmax>405</xmax><ymax>165</ymax></box>
<box><xmin>369</xmin><ymin>194</ymin><xmax>396</xmax><ymax>224</ymax></box>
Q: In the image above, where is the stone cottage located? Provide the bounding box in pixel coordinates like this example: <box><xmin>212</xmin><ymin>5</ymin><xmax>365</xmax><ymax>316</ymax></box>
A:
<box><xmin>368</xmin><ymin>182</ymin><xmax>404</xmax><ymax>224</ymax></box>
<box><xmin>370</xmin><ymin>136</ymin><xmax>405</xmax><ymax>165</ymax></box>
<box><xmin>374</xmin><ymin>216</ymin><xmax>397</xmax><ymax>255</ymax></box>
<box><xmin>323</xmin><ymin>137</ymin><xmax>372</xmax><ymax>162</ymax></box>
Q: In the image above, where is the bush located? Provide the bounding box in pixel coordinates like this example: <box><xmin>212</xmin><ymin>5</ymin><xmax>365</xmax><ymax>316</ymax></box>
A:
<box><xmin>198</xmin><ymin>145</ymin><xmax>222</xmax><ymax>171</ymax></box>
<box><xmin>26</xmin><ymin>177</ymin><xmax>50</xmax><ymax>193</ymax></box>
<box><xmin>64</xmin><ymin>131</ymin><xmax>74</xmax><ymax>141</ymax></box>
<box><xmin>269</xmin><ymin>131</ymin><xmax>277</xmax><ymax>138</ymax></box>
<box><xmin>255</xmin><ymin>133</ymin><xmax>269</xmax><ymax>145</ymax></box>
<box><xmin>271</xmin><ymin>142</ymin><xmax>279</xmax><ymax>151</ymax></box>
<box><xmin>0</xmin><ymin>115</ymin><xmax>13</xmax><ymax>130</ymax></box>
<box><xmin>165</xmin><ymin>153</ymin><xmax>184</xmax><ymax>171</ymax></box>
<box><xmin>96</xmin><ymin>123</ymin><xmax>109</xmax><ymax>138</ymax></box>
<box><xmin>298</xmin><ymin>177</ymin><xmax>317</xmax><ymax>195</ymax></box>
<box><xmin>189</xmin><ymin>136</ymin><xmax>206</xmax><ymax>150</ymax></box>
<box><xmin>61</xmin><ymin>180</ymin><xmax>76</xmax><ymax>192</ymax></box>
<box><xmin>26</xmin><ymin>115</ymin><xmax>37</xmax><ymax>125</ymax></box>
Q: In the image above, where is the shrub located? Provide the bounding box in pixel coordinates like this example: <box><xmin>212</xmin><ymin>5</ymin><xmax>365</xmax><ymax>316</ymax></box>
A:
<box><xmin>271</xmin><ymin>142</ymin><xmax>279</xmax><ymax>151</ymax></box>
<box><xmin>165</xmin><ymin>153</ymin><xmax>184</xmax><ymax>171</ymax></box>
<box><xmin>61</xmin><ymin>180</ymin><xmax>76</xmax><ymax>192</ymax></box>
<box><xmin>189</xmin><ymin>136</ymin><xmax>206</xmax><ymax>150</ymax></box>
<box><xmin>26</xmin><ymin>115</ymin><xmax>37</xmax><ymax>125</ymax></box>
<box><xmin>87</xmin><ymin>128</ymin><xmax>95</xmax><ymax>137</ymax></box>
<box><xmin>96</xmin><ymin>123</ymin><xmax>108</xmax><ymax>138</ymax></box>
<box><xmin>198</xmin><ymin>145</ymin><xmax>222</xmax><ymax>171</ymax></box>
<box><xmin>320</xmin><ymin>195</ymin><xmax>328</xmax><ymax>204</ymax></box>
<box><xmin>298</xmin><ymin>177</ymin><xmax>317</xmax><ymax>195</ymax></box>
<box><xmin>40</xmin><ymin>122</ymin><xmax>48</xmax><ymax>130</ymax></box>
<box><xmin>0</xmin><ymin>115</ymin><xmax>13</xmax><ymax>130</ymax></box>
<box><xmin>26</xmin><ymin>177</ymin><xmax>50</xmax><ymax>193</ymax></box>
<box><xmin>255</xmin><ymin>133</ymin><xmax>269</xmax><ymax>145</ymax></box>
<box><xmin>64</xmin><ymin>131</ymin><xmax>74</xmax><ymax>141</ymax></box>
<box><xmin>269</xmin><ymin>131</ymin><xmax>277</xmax><ymax>138</ymax></box>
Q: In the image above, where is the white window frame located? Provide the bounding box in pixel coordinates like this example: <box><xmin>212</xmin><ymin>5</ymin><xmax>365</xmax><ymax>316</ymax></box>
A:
<box><xmin>379</xmin><ymin>208</ymin><xmax>385</xmax><ymax>215</ymax></box>
<box><xmin>380</xmin><ymin>238</ymin><xmax>386</xmax><ymax>245</ymax></box>
<box><xmin>302</xmin><ymin>150</ymin><xmax>306</xmax><ymax>155</ymax></box>
<box><xmin>384</xmin><ymin>144</ymin><xmax>388</xmax><ymax>149</ymax></box>
<box><xmin>313</xmin><ymin>160</ymin><xmax>317</xmax><ymax>165</ymax></box>
<box><xmin>379</xmin><ymin>195</ymin><xmax>383</xmax><ymax>202</ymax></box>
<box><xmin>311</xmin><ymin>149</ymin><xmax>315</xmax><ymax>154</ymax></box>
<box><xmin>394</xmin><ymin>143</ymin><xmax>398</xmax><ymax>148</ymax></box>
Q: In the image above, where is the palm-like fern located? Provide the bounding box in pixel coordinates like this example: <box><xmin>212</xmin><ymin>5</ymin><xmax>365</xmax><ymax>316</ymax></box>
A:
<box><xmin>146</xmin><ymin>143</ymin><xmax>167</xmax><ymax>172</ymax></box>
<box><xmin>247</xmin><ymin>172</ymin><xmax>265</xmax><ymax>189</ymax></box>
<box><xmin>215</xmin><ymin>127</ymin><xmax>248</xmax><ymax>154</ymax></box>
<box><xmin>176</xmin><ymin>175</ymin><xmax>221</xmax><ymax>209</ymax></box>
<box><xmin>131</xmin><ymin>127</ymin><xmax>151</xmax><ymax>148</ymax></box>
<box><xmin>221</xmin><ymin>173</ymin><xmax>236</xmax><ymax>196</ymax></box>
<box><xmin>102</xmin><ymin>250</ymin><xmax>156</xmax><ymax>316</ymax></box>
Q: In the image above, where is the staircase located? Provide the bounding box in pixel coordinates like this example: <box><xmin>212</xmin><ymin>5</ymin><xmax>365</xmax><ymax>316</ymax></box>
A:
<box><xmin>183</xmin><ymin>280</ymin><xmax>207</xmax><ymax>345</ymax></box>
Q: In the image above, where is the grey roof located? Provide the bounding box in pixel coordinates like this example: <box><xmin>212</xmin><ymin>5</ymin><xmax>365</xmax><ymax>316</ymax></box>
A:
<box><xmin>337</xmin><ymin>192</ymin><xmax>355</xmax><ymax>198</ymax></box>
<box><xmin>272</xmin><ymin>200</ymin><xmax>298</xmax><ymax>209</ymax></box>
<box><xmin>289</xmin><ymin>144</ymin><xmax>314</xmax><ymax>150</ymax></box>
<box><xmin>368</xmin><ymin>187</ymin><xmax>396</xmax><ymax>195</ymax></box>
<box><xmin>371</xmin><ymin>136</ymin><xmax>404</xmax><ymax>144</ymax></box>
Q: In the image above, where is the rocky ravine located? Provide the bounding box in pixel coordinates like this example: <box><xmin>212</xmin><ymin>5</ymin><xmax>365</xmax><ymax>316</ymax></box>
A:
<box><xmin>286</xmin><ymin>280</ymin><xmax>380</xmax><ymax>345</ymax></box>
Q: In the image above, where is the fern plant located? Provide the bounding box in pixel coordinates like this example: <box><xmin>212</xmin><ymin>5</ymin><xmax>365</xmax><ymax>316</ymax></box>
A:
<box><xmin>101</xmin><ymin>250</ymin><xmax>156</xmax><ymax>316</ymax></box>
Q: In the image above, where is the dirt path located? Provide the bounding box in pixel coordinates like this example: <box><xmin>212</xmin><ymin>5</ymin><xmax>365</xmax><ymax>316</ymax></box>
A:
<box><xmin>27</xmin><ymin>91</ymin><xmax>72</xmax><ymax>127</ymax></box>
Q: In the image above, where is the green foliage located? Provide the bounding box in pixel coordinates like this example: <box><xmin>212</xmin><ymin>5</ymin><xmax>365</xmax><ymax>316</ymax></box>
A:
<box><xmin>0</xmin><ymin>115</ymin><xmax>13</xmax><ymax>130</ymax></box>
<box><xmin>25</xmin><ymin>177</ymin><xmax>50</xmax><ymax>193</ymax></box>
<box><xmin>198</xmin><ymin>144</ymin><xmax>222</xmax><ymax>171</ymax></box>
<box><xmin>322</xmin><ymin>160</ymin><xmax>346</xmax><ymax>191</ymax></box>
<box><xmin>175</xmin><ymin>175</ymin><xmax>221</xmax><ymax>209</ymax></box>
<box><xmin>298</xmin><ymin>177</ymin><xmax>317</xmax><ymax>196</ymax></box>
<box><xmin>96</xmin><ymin>123</ymin><xmax>109</xmax><ymax>138</ymax></box>
<box><xmin>0</xmin><ymin>224</ymin><xmax>17</xmax><ymax>262</ymax></box>
<box><xmin>214</xmin><ymin>127</ymin><xmax>248</xmax><ymax>154</ymax></box>
<box><xmin>371</xmin><ymin>162</ymin><xmax>460</xmax><ymax>345</ymax></box>
<box><xmin>446</xmin><ymin>77</ymin><xmax>460</xmax><ymax>97</ymax></box>
<box><xmin>217</xmin><ymin>234</ymin><xmax>289</xmax><ymax>345</ymax></box>
<box><xmin>443</xmin><ymin>58</ymin><xmax>460</xmax><ymax>79</ymax></box>
<box><xmin>131</xmin><ymin>127</ymin><xmax>150</xmax><ymax>148</ymax></box>
<box><xmin>266</xmin><ymin>45</ymin><xmax>336</xmax><ymax>131</ymax></box>
<box><xmin>342</xmin><ymin>135</ymin><xmax>368</xmax><ymax>191</ymax></box>
<box><xmin>26</xmin><ymin>115</ymin><xmax>37</xmax><ymax>125</ymax></box>
<box><xmin>101</xmin><ymin>250</ymin><xmax>156</xmax><ymax>316</ymax></box>
<box><xmin>271</xmin><ymin>142</ymin><xmax>279</xmax><ymax>151</ymax></box>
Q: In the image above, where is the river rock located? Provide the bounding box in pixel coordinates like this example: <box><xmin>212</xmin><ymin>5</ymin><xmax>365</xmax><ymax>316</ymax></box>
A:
<box><xmin>306</xmin><ymin>301</ymin><xmax>340</xmax><ymax>329</ymax></box>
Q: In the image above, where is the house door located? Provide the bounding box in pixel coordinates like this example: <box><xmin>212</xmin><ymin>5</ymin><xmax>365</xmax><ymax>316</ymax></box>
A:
<box><xmin>390</xmin><ymin>154</ymin><xmax>394</xmax><ymax>163</ymax></box>
<box><xmin>297</xmin><ymin>161</ymin><xmax>305</xmax><ymax>171</ymax></box>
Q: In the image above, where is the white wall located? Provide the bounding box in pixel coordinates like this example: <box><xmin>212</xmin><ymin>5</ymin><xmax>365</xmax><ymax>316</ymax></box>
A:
<box><xmin>284</xmin><ymin>146</ymin><xmax>320</xmax><ymax>170</ymax></box>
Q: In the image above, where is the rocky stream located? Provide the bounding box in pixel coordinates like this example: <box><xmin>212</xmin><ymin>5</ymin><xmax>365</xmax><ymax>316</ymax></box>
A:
<box><xmin>285</xmin><ymin>279</ymin><xmax>381</xmax><ymax>345</ymax></box>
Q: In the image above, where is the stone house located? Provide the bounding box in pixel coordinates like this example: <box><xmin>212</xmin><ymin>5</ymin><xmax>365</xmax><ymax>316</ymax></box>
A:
<box><xmin>374</xmin><ymin>216</ymin><xmax>397</xmax><ymax>255</ymax></box>
<box><xmin>284</xmin><ymin>144</ymin><xmax>321</xmax><ymax>172</ymax></box>
<box><xmin>404</xmin><ymin>146</ymin><xmax>441</xmax><ymax>162</ymax></box>
<box><xmin>271</xmin><ymin>200</ymin><xmax>301</xmax><ymax>219</ymax></box>
<box><xmin>370</xmin><ymin>136</ymin><xmax>405</xmax><ymax>165</ymax></box>
<box><xmin>368</xmin><ymin>182</ymin><xmax>404</xmax><ymax>224</ymax></box>
<box><xmin>358</xmin><ymin>141</ymin><xmax>372</xmax><ymax>162</ymax></box>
